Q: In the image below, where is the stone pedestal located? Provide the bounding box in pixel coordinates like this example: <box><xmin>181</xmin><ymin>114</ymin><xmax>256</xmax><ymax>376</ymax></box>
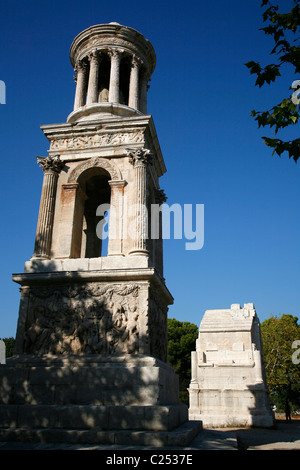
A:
<box><xmin>1</xmin><ymin>265</ymin><xmax>201</xmax><ymax>445</ymax></box>
<box><xmin>189</xmin><ymin>304</ymin><xmax>274</xmax><ymax>428</ymax></box>
<box><xmin>13</xmin><ymin>267</ymin><xmax>171</xmax><ymax>360</ymax></box>
<box><xmin>0</xmin><ymin>354</ymin><xmax>201</xmax><ymax>446</ymax></box>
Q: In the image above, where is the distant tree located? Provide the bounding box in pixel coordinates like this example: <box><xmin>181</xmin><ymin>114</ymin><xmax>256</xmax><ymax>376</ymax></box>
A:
<box><xmin>245</xmin><ymin>0</ymin><xmax>300</xmax><ymax>162</ymax></box>
<box><xmin>167</xmin><ymin>319</ymin><xmax>198</xmax><ymax>405</ymax></box>
<box><xmin>261</xmin><ymin>314</ymin><xmax>300</xmax><ymax>411</ymax></box>
<box><xmin>1</xmin><ymin>337</ymin><xmax>15</xmax><ymax>358</ymax></box>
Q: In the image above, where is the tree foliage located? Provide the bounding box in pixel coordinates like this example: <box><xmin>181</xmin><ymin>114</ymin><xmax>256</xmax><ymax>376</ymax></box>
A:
<box><xmin>261</xmin><ymin>314</ymin><xmax>300</xmax><ymax>410</ymax></box>
<box><xmin>0</xmin><ymin>337</ymin><xmax>15</xmax><ymax>358</ymax></box>
<box><xmin>245</xmin><ymin>0</ymin><xmax>300</xmax><ymax>162</ymax></box>
<box><xmin>167</xmin><ymin>318</ymin><xmax>198</xmax><ymax>404</ymax></box>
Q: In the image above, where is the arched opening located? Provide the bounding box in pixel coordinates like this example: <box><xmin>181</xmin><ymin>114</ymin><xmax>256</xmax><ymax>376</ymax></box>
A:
<box><xmin>78</xmin><ymin>169</ymin><xmax>111</xmax><ymax>258</ymax></box>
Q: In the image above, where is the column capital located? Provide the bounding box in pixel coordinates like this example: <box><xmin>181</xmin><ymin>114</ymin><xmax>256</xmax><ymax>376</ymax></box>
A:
<box><xmin>107</xmin><ymin>48</ymin><xmax>123</xmax><ymax>59</ymax></box>
<box><xmin>88</xmin><ymin>49</ymin><xmax>100</xmax><ymax>63</ymax></box>
<box><xmin>37</xmin><ymin>155</ymin><xmax>64</xmax><ymax>174</ymax></box>
<box><xmin>62</xmin><ymin>182</ymin><xmax>88</xmax><ymax>201</ymax></box>
<box><xmin>126</xmin><ymin>147</ymin><xmax>153</xmax><ymax>167</ymax></box>
<box><xmin>131</xmin><ymin>54</ymin><xmax>142</xmax><ymax>68</ymax></box>
<box><xmin>74</xmin><ymin>59</ymin><xmax>88</xmax><ymax>73</ymax></box>
<box><xmin>108</xmin><ymin>179</ymin><xmax>127</xmax><ymax>188</ymax></box>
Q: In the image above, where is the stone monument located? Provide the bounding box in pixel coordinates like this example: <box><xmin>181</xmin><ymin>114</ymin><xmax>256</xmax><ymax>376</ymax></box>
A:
<box><xmin>189</xmin><ymin>303</ymin><xmax>274</xmax><ymax>428</ymax></box>
<box><xmin>0</xmin><ymin>23</ymin><xmax>201</xmax><ymax>446</ymax></box>
<box><xmin>0</xmin><ymin>341</ymin><xmax>5</xmax><ymax>365</ymax></box>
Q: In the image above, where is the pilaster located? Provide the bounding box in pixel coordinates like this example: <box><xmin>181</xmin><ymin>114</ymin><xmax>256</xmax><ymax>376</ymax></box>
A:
<box><xmin>107</xmin><ymin>179</ymin><xmax>127</xmax><ymax>256</ymax></box>
<box><xmin>56</xmin><ymin>183</ymin><xmax>87</xmax><ymax>258</ymax></box>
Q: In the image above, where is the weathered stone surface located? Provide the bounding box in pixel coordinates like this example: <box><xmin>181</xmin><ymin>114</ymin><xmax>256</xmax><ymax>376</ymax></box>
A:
<box><xmin>0</xmin><ymin>353</ymin><xmax>199</xmax><ymax>445</ymax></box>
<box><xmin>189</xmin><ymin>304</ymin><xmax>274</xmax><ymax>428</ymax></box>
<box><xmin>0</xmin><ymin>420</ymin><xmax>202</xmax><ymax>447</ymax></box>
<box><xmin>0</xmin><ymin>403</ymin><xmax>188</xmax><ymax>431</ymax></box>
<box><xmin>1</xmin><ymin>355</ymin><xmax>179</xmax><ymax>406</ymax></box>
<box><xmin>13</xmin><ymin>278</ymin><xmax>170</xmax><ymax>363</ymax></box>
<box><xmin>5</xmin><ymin>22</ymin><xmax>200</xmax><ymax>447</ymax></box>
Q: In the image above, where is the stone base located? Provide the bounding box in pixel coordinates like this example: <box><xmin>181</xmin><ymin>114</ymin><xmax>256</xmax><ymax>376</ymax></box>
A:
<box><xmin>189</xmin><ymin>387</ymin><xmax>274</xmax><ymax>428</ymax></box>
<box><xmin>189</xmin><ymin>413</ymin><xmax>273</xmax><ymax>429</ymax></box>
<box><xmin>0</xmin><ymin>354</ymin><xmax>202</xmax><ymax>446</ymax></box>
<box><xmin>189</xmin><ymin>411</ymin><xmax>274</xmax><ymax>429</ymax></box>
<box><xmin>0</xmin><ymin>421</ymin><xmax>202</xmax><ymax>447</ymax></box>
<box><xmin>0</xmin><ymin>355</ymin><xmax>180</xmax><ymax>406</ymax></box>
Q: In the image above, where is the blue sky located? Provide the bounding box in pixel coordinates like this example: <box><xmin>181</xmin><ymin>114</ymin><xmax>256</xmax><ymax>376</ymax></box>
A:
<box><xmin>0</xmin><ymin>0</ymin><xmax>299</xmax><ymax>338</ymax></box>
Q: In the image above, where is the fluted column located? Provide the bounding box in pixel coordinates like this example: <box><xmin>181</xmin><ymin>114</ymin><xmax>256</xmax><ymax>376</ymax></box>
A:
<box><xmin>86</xmin><ymin>51</ymin><xmax>99</xmax><ymax>105</ymax></box>
<box><xmin>32</xmin><ymin>155</ymin><xmax>64</xmax><ymax>259</ymax></box>
<box><xmin>127</xmin><ymin>148</ymin><xmax>152</xmax><ymax>255</ymax></box>
<box><xmin>108</xmin><ymin>49</ymin><xmax>121</xmax><ymax>103</ymax></box>
<box><xmin>128</xmin><ymin>56</ymin><xmax>140</xmax><ymax>110</ymax></box>
<box><xmin>73</xmin><ymin>60</ymin><xmax>88</xmax><ymax>110</ymax></box>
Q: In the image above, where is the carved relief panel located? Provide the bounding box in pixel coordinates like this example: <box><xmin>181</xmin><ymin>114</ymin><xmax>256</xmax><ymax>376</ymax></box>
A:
<box><xmin>23</xmin><ymin>282</ymin><xmax>140</xmax><ymax>356</ymax></box>
<box><xmin>19</xmin><ymin>281</ymin><xmax>168</xmax><ymax>361</ymax></box>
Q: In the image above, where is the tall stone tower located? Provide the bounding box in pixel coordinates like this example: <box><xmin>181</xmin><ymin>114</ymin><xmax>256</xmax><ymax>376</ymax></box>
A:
<box><xmin>1</xmin><ymin>23</ymin><xmax>201</xmax><ymax>446</ymax></box>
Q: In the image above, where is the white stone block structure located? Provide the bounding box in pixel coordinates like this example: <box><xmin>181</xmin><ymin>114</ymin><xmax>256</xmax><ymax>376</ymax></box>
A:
<box><xmin>189</xmin><ymin>304</ymin><xmax>274</xmax><ymax>428</ymax></box>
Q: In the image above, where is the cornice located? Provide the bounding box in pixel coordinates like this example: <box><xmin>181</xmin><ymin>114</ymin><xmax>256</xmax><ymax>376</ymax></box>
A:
<box><xmin>40</xmin><ymin>114</ymin><xmax>166</xmax><ymax>177</ymax></box>
<box><xmin>69</xmin><ymin>23</ymin><xmax>156</xmax><ymax>76</ymax></box>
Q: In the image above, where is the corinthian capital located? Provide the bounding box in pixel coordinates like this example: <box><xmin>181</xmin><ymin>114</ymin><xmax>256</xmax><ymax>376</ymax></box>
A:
<box><xmin>126</xmin><ymin>147</ymin><xmax>153</xmax><ymax>167</ymax></box>
<box><xmin>88</xmin><ymin>49</ymin><xmax>99</xmax><ymax>63</ymax></box>
<box><xmin>107</xmin><ymin>48</ymin><xmax>124</xmax><ymax>59</ymax></box>
<box><xmin>37</xmin><ymin>155</ymin><xmax>64</xmax><ymax>173</ymax></box>
<box><xmin>74</xmin><ymin>59</ymin><xmax>88</xmax><ymax>73</ymax></box>
<box><xmin>131</xmin><ymin>54</ymin><xmax>142</xmax><ymax>68</ymax></box>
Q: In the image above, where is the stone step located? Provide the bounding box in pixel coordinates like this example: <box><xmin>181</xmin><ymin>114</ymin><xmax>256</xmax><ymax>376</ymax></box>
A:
<box><xmin>0</xmin><ymin>421</ymin><xmax>202</xmax><ymax>447</ymax></box>
<box><xmin>0</xmin><ymin>355</ymin><xmax>179</xmax><ymax>406</ymax></box>
<box><xmin>0</xmin><ymin>404</ymin><xmax>188</xmax><ymax>431</ymax></box>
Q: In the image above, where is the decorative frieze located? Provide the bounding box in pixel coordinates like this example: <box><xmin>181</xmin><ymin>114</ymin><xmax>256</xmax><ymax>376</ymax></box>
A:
<box><xmin>49</xmin><ymin>130</ymin><xmax>145</xmax><ymax>151</ymax></box>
